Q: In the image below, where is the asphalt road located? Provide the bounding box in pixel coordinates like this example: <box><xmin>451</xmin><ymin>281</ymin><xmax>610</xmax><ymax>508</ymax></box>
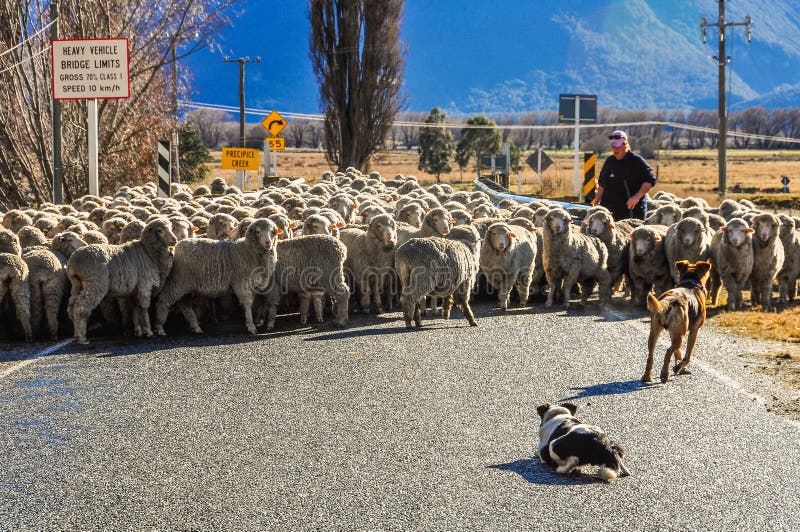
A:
<box><xmin>1</xmin><ymin>301</ymin><xmax>799</xmax><ymax>530</ymax></box>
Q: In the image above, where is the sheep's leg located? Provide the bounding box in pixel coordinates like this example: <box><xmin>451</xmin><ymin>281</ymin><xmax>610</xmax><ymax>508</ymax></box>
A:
<box><xmin>516</xmin><ymin>274</ymin><xmax>531</xmax><ymax>307</ymax></box>
<box><xmin>11</xmin><ymin>280</ymin><xmax>32</xmax><ymax>342</ymax></box>
<box><xmin>561</xmin><ymin>268</ymin><xmax>581</xmax><ymax>309</ymax></box>
<box><xmin>134</xmin><ymin>286</ymin><xmax>154</xmax><ymax>337</ymax></box>
<box><xmin>311</xmin><ymin>291</ymin><xmax>325</xmax><ymax>323</ymax></box>
<box><xmin>400</xmin><ymin>294</ymin><xmax>415</xmax><ymax>328</ymax></box>
<box><xmin>298</xmin><ymin>292</ymin><xmax>312</xmax><ymax>324</ymax></box>
<box><xmin>595</xmin><ymin>271</ymin><xmax>611</xmax><ymax>308</ymax></box>
<box><xmin>371</xmin><ymin>276</ymin><xmax>384</xmax><ymax>314</ymax></box>
<box><xmin>710</xmin><ymin>272</ymin><xmax>722</xmax><ymax>305</ymax></box>
<box><xmin>28</xmin><ymin>280</ymin><xmax>43</xmax><ymax>336</ymax></box>
<box><xmin>264</xmin><ymin>290</ymin><xmax>280</xmax><ymax>331</ymax></box>
<box><xmin>176</xmin><ymin>299</ymin><xmax>204</xmax><ymax>334</ymax></box>
<box><xmin>414</xmin><ymin>299</ymin><xmax>423</xmax><ymax>327</ymax></box>
<box><xmin>497</xmin><ymin>280</ymin><xmax>513</xmax><ymax>311</ymax></box>
<box><xmin>230</xmin><ymin>286</ymin><xmax>256</xmax><ymax>334</ymax></box>
<box><xmin>42</xmin><ymin>280</ymin><xmax>62</xmax><ymax>340</ymax></box>
<box><xmin>760</xmin><ymin>280</ymin><xmax>773</xmax><ymax>311</ymax></box>
<box><xmin>544</xmin><ymin>271</ymin><xmax>559</xmax><ymax>308</ymax></box>
<box><xmin>68</xmin><ymin>275</ymin><xmax>106</xmax><ymax>344</ymax></box>
<box><xmin>442</xmin><ymin>295</ymin><xmax>454</xmax><ymax>319</ymax></box>
<box><xmin>456</xmin><ymin>289</ymin><xmax>478</xmax><ymax>327</ymax></box>
<box><xmin>357</xmin><ymin>276</ymin><xmax>372</xmax><ymax>313</ymax></box>
<box><xmin>720</xmin><ymin>274</ymin><xmax>738</xmax><ymax>310</ymax></box>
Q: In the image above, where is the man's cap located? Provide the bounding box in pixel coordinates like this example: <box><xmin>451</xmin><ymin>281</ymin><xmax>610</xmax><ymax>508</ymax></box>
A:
<box><xmin>609</xmin><ymin>130</ymin><xmax>628</xmax><ymax>147</ymax></box>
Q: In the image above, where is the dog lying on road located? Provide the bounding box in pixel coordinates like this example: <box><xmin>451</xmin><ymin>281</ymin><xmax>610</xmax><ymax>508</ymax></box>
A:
<box><xmin>644</xmin><ymin>259</ymin><xmax>712</xmax><ymax>384</ymax></box>
<box><xmin>536</xmin><ymin>402</ymin><xmax>630</xmax><ymax>482</ymax></box>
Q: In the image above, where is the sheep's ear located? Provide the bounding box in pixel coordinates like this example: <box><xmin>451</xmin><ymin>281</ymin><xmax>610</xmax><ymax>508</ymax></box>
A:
<box><xmin>528</xmin><ymin>227</ymin><xmax>537</xmax><ymax>232</ymax></box>
<box><xmin>191</xmin><ymin>226</ymin><xmax>199</xmax><ymax>232</ymax></box>
<box><xmin>582</xmin><ymin>220</ymin><xmax>590</xmax><ymax>225</ymax></box>
<box><xmin>275</xmin><ymin>228</ymin><xmax>283</xmax><ymax>235</ymax></box>
<box><xmin>508</xmin><ymin>232</ymin><xmax>516</xmax><ymax>238</ymax></box>
<box><xmin>449</xmin><ymin>218</ymin><xmax>456</xmax><ymax>223</ymax></box>
<box><xmin>337</xmin><ymin>222</ymin><xmax>345</xmax><ymax>228</ymax></box>
<box><xmin>328</xmin><ymin>224</ymin><xmax>337</xmax><ymax>230</ymax></box>
<box><xmin>629</xmin><ymin>232</ymin><xmax>634</xmax><ymax>238</ymax></box>
<box><xmin>424</xmin><ymin>207</ymin><xmax>431</xmax><ymax>213</ymax></box>
<box><xmin>719</xmin><ymin>227</ymin><xmax>727</xmax><ymax>232</ymax></box>
<box><xmin>289</xmin><ymin>222</ymin><xmax>298</xmax><ymax>229</ymax></box>
<box><xmin>13</xmin><ymin>215</ymin><xmax>22</xmax><ymax>221</ymax></box>
<box><xmin>654</xmin><ymin>236</ymin><xmax>661</xmax><ymax>241</ymax></box>
<box><xmin>609</xmin><ymin>223</ymin><xmax>615</xmax><ymax>230</ymax></box>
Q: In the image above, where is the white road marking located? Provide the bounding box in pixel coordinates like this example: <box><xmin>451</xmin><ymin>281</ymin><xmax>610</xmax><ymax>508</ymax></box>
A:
<box><xmin>0</xmin><ymin>337</ymin><xmax>74</xmax><ymax>379</ymax></box>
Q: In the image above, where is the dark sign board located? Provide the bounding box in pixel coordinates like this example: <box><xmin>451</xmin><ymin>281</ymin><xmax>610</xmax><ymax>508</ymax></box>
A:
<box><xmin>526</xmin><ymin>150</ymin><xmax>553</xmax><ymax>173</ymax></box>
<box><xmin>558</xmin><ymin>94</ymin><xmax>597</xmax><ymax>123</ymax></box>
<box><xmin>479</xmin><ymin>154</ymin><xmax>507</xmax><ymax>170</ymax></box>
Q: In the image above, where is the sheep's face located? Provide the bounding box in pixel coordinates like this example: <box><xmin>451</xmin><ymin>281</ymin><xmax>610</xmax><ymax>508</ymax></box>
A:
<box><xmin>677</xmin><ymin>218</ymin><xmax>704</xmax><ymax>248</ymax></box>
<box><xmin>330</xmin><ymin>197</ymin><xmax>355</xmax><ymax>220</ymax></box>
<box><xmin>425</xmin><ymin>209</ymin><xmax>451</xmax><ymax>236</ymax></box>
<box><xmin>632</xmin><ymin>229</ymin><xmax>659</xmax><ymax>257</ymax></box>
<box><xmin>403</xmin><ymin>208</ymin><xmax>424</xmax><ymax>229</ymax></box>
<box><xmin>657</xmin><ymin>209</ymin><xmax>680</xmax><ymax>226</ymax></box>
<box><xmin>55</xmin><ymin>231</ymin><xmax>88</xmax><ymax>255</ymax></box>
<box><xmin>533</xmin><ymin>210</ymin><xmax>549</xmax><ymax>228</ymax></box>
<box><xmin>0</xmin><ymin>230</ymin><xmax>20</xmax><ymax>255</ymax></box>
<box><xmin>101</xmin><ymin>219</ymin><xmax>125</xmax><ymax>239</ymax></box>
<box><xmin>170</xmin><ymin>221</ymin><xmax>194</xmax><ymax>242</ymax></box>
<box><xmin>753</xmin><ymin>215</ymin><xmax>779</xmax><ymax>243</ymax></box>
<box><xmin>778</xmin><ymin>215</ymin><xmax>795</xmax><ymax>238</ymax></box>
<box><xmin>361</xmin><ymin>206</ymin><xmax>384</xmax><ymax>224</ymax></box>
<box><xmin>486</xmin><ymin>224</ymin><xmax>515</xmax><ymax>253</ymax></box>
<box><xmin>451</xmin><ymin>210</ymin><xmax>472</xmax><ymax>226</ymax></box>
<box><xmin>213</xmin><ymin>218</ymin><xmax>237</xmax><ymax>240</ymax></box>
<box><xmin>472</xmin><ymin>204</ymin><xmax>495</xmax><ymax>219</ymax></box>
<box><xmin>247</xmin><ymin>219</ymin><xmax>279</xmax><ymax>251</ymax></box>
<box><xmin>545</xmin><ymin>210</ymin><xmax>571</xmax><ymax>235</ymax></box>
<box><xmin>370</xmin><ymin>215</ymin><xmax>397</xmax><ymax>250</ymax></box>
<box><xmin>586</xmin><ymin>214</ymin><xmax>611</xmax><ymax>237</ymax></box>
<box><xmin>1</xmin><ymin>212</ymin><xmax>13</xmax><ymax>229</ymax></box>
<box><xmin>147</xmin><ymin>221</ymin><xmax>178</xmax><ymax>248</ymax></box>
<box><xmin>303</xmin><ymin>217</ymin><xmax>332</xmax><ymax>236</ymax></box>
<box><xmin>722</xmin><ymin>219</ymin><xmax>752</xmax><ymax>247</ymax></box>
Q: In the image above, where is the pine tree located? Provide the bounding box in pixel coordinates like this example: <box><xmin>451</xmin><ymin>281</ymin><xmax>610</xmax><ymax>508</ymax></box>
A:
<box><xmin>455</xmin><ymin>115</ymin><xmax>502</xmax><ymax>176</ymax></box>
<box><xmin>178</xmin><ymin>125</ymin><xmax>213</xmax><ymax>183</ymax></box>
<box><xmin>417</xmin><ymin>108</ymin><xmax>454</xmax><ymax>183</ymax></box>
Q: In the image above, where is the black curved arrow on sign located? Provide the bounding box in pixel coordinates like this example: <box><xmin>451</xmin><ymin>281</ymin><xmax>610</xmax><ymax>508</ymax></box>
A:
<box><xmin>268</xmin><ymin>119</ymin><xmax>285</xmax><ymax>132</ymax></box>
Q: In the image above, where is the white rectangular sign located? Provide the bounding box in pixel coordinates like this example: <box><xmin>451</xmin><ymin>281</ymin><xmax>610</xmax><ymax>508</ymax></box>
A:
<box><xmin>51</xmin><ymin>38</ymin><xmax>130</xmax><ymax>100</ymax></box>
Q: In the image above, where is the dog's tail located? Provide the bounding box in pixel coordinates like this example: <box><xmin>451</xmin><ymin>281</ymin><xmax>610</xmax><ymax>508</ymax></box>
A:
<box><xmin>646</xmin><ymin>292</ymin><xmax>666</xmax><ymax>314</ymax></box>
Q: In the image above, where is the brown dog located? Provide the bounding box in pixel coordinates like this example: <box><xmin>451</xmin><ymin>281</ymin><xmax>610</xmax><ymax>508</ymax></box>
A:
<box><xmin>643</xmin><ymin>260</ymin><xmax>712</xmax><ymax>384</ymax></box>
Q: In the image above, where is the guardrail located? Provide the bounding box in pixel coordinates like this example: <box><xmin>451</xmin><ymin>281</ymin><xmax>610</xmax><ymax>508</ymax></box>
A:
<box><xmin>472</xmin><ymin>178</ymin><xmax>589</xmax><ymax>213</ymax></box>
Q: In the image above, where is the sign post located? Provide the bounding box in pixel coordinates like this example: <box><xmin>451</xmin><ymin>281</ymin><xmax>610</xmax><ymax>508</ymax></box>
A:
<box><xmin>559</xmin><ymin>94</ymin><xmax>597</xmax><ymax>199</ymax></box>
<box><xmin>262</xmin><ymin>110</ymin><xmax>287</xmax><ymax>178</ymax></box>
<box><xmin>52</xmin><ymin>37</ymin><xmax>130</xmax><ymax>196</ymax></box>
<box><xmin>157</xmin><ymin>140</ymin><xmax>171</xmax><ymax>197</ymax></box>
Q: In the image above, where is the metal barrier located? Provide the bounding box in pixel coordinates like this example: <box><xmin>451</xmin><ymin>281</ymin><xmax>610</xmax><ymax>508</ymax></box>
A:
<box><xmin>472</xmin><ymin>178</ymin><xmax>588</xmax><ymax>213</ymax></box>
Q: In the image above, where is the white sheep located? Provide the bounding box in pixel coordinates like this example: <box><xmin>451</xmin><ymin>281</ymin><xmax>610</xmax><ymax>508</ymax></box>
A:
<box><xmin>777</xmin><ymin>214</ymin><xmax>800</xmax><ymax>304</ymax></box>
<box><xmin>664</xmin><ymin>217</ymin><xmax>711</xmax><ymax>285</ymax></box>
<box><xmin>749</xmin><ymin>213</ymin><xmax>785</xmax><ymax>311</ymax></box>
<box><xmin>627</xmin><ymin>225</ymin><xmax>672</xmax><ymax>308</ymax></box>
<box><xmin>709</xmin><ymin>218</ymin><xmax>754</xmax><ymax>310</ymax></box>
<box><xmin>67</xmin><ymin>218</ymin><xmax>177</xmax><ymax>344</ymax></box>
<box><xmin>154</xmin><ymin>218</ymin><xmax>280</xmax><ymax>335</ymax></box>
<box><xmin>479</xmin><ymin>222</ymin><xmax>537</xmax><ymax>310</ymax></box>
<box><xmin>542</xmin><ymin>207</ymin><xmax>611</xmax><ymax>309</ymax></box>
<box><xmin>342</xmin><ymin>214</ymin><xmax>398</xmax><ymax>313</ymax></box>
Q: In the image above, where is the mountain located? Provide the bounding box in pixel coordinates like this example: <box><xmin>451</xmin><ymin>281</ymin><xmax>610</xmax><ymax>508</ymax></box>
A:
<box><xmin>183</xmin><ymin>1</ymin><xmax>800</xmax><ymax>116</ymax></box>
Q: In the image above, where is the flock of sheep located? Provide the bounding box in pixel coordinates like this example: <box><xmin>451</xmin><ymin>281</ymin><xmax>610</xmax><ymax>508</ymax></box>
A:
<box><xmin>1</xmin><ymin>169</ymin><xmax>799</xmax><ymax>346</ymax></box>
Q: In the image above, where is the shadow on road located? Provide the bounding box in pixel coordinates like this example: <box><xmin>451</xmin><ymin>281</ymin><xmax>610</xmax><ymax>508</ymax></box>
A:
<box><xmin>487</xmin><ymin>458</ymin><xmax>604</xmax><ymax>485</ymax></box>
<box><xmin>560</xmin><ymin>379</ymin><xmax>650</xmax><ymax>401</ymax></box>
<box><xmin>306</xmin><ymin>324</ymin><xmax>457</xmax><ymax>341</ymax></box>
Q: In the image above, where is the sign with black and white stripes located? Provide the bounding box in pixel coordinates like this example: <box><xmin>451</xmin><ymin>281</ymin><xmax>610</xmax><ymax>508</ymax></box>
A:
<box><xmin>157</xmin><ymin>140</ymin><xmax>171</xmax><ymax>198</ymax></box>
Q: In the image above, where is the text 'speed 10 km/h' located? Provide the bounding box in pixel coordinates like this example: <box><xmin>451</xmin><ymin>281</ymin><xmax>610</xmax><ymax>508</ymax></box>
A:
<box><xmin>51</xmin><ymin>38</ymin><xmax>130</xmax><ymax>100</ymax></box>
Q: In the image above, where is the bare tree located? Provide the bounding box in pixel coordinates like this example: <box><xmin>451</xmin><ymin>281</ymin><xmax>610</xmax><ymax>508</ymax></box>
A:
<box><xmin>285</xmin><ymin>119</ymin><xmax>311</xmax><ymax>149</ymax></box>
<box><xmin>309</xmin><ymin>0</ymin><xmax>406</xmax><ymax>171</ymax></box>
<box><xmin>185</xmin><ymin>108</ymin><xmax>232</xmax><ymax>149</ymax></box>
<box><xmin>0</xmin><ymin>0</ymin><xmax>238</xmax><ymax>208</ymax></box>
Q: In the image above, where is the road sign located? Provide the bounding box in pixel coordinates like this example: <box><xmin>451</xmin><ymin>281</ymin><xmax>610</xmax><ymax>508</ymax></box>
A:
<box><xmin>261</xmin><ymin>110</ymin><xmax>287</xmax><ymax>137</ymax></box>
<box><xmin>526</xmin><ymin>150</ymin><xmax>553</xmax><ymax>173</ymax></box>
<box><xmin>558</xmin><ymin>94</ymin><xmax>597</xmax><ymax>123</ymax></box>
<box><xmin>157</xmin><ymin>140</ymin><xmax>171</xmax><ymax>197</ymax></box>
<box><xmin>266</xmin><ymin>137</ymin><xmax>286</xmax><ymax>151</ymax></box>
<box><xmin>221</xmin><ymin>147</ymin><xmax>261</xmax><ymax>170</ymax></box>
<box><xmin>51</xmin><ymin>38</ymin><xmax>130</xmax><ymax>100</ymax></box>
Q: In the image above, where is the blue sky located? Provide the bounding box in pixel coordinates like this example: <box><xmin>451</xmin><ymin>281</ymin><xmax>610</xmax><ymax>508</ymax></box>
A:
<box><xmin>183</xmin><ymin>0</ymin><xmax>577</xmax><ymax>116</ymax></box>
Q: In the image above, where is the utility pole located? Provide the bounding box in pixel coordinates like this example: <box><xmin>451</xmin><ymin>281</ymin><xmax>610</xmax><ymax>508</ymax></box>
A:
<box><xmin>223</xmin><ymin>56</ymin><xmax>260</xmax><ymax>190</ymax></box>
<box><xmin>50</xmin><ymin>0</ymin><xmax>63</xmax><ymax>203</ymax></box>
<box><xmin>701</xmin><ymin>1</ymin><xmax>751</xmax><ymax>196</ymax></box>
<box><xmin>171</xmin><ymin>42</ymin><xmax>180</xmax><ymax>184</ymax></box>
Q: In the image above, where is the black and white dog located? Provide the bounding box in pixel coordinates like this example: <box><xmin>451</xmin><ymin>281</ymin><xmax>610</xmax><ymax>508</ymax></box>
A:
<box><xmin>536</xmin><ymin>403</ymin><xmax>630</xmax><ymax>481</ymax></box>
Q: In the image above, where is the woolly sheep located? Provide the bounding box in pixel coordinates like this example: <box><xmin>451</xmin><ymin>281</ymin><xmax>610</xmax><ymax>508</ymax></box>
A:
<box><xmin>2</xmin><ymin>210</ymin><xmax>33</xmax><ymax>233</ymax></box>
<box><xmin>67</xmin><ymin>218</ymin><xmax>177</xmax><ymax>344</ymax></box>
<box><xmin>0</xmin><ymin>228</ymin><xmax>22</xmax><ymax>255</ymax></box>
<box><xmin>777</xmin><ymin>214</ymin><xmax>800</xmax><ymax>303</ymax></box>
<box><xmin>627</xmin><ymin>225</ymin><xmax>672</xmax><ymax>308</ymax></box>
<box><xmin>206</xmin><ymin>213</ymin><xmax>238</xmax><ymax>240</ymax></box>
<box><xmin>582</xmin><ymin>209</ymin><xmax>632</xmax><ymax>293</ymax></box>
<box><xmin>302</xmin><ymin>214</ymin><xmax>337</xmax><ymax>236</ymax></box>
<box><xmin>396</xmin><ymin>207</ymin><xmax>452</xmax><ymax>246</ymax></box>
<box><xmin>342</xmin><ymin>214</ymin><xmax>398</xmax><ymax>313</ymax></box>
<box><xmin>22</xmin><ymin>244</ymin><xmax>71</xmax><ymax>340</ymax></box>
<box><xmin>395</xmin><ymin>202</ymin><xmax>426</xmax><ymax>228</ymax></box>
<box><xmin>542</xmin><ymin>207</ymin><xmax>611</xmax><ymax>309</ymax></box>
<box><xmin>479</xmin><ymin>222</ymin><xmax>537</xmax><ymax>310</ymax></box>
<box><xmin>262</xmin><ymin>234</ymin><xmax>350</xmax><ymax>330</ymax></box>
<box><xmin>154</xmin><ymin>218</ymin><xmax>280</xmax><ymax>335</ymax></box>
<box><xmin>0</xmin><ymin>252</ymin><xmax>32</xmax><ymax>341</ymax></box>
<box><xmin>749</xmin><ymin>213</ymin><xmax>784</xmax><ymax>311</ymax></box>
<box><xmin>329</xmin><ymin>194</ymin><xmax>358</xmax><ymax>224</ymax></box>
<box><xmin>664</xmin><ymin>217</ymin><xmax>711</xmax><ymax>285</ymax></box>
<box><xmin>16</xmin><ymin>226</ymin><xmax>48</xmax><ymax>250</ymax></box>
<box><xmin>394</xmin><ymin>226</ymin><xmax>480</xmax><ymax>328</ymax></box>
<box><xmin>709</xmin><ymin>218</ymin><xmax>754</xmax><ymax>310</ymax></box>
<box><xmin>645</xmin><ymin>204</ymin><xmax>682</xmax><ymax>226</ymax></box>
<box><xmin>118</xmin><ymin>219</ymin><xmax>146</xmax><ymax>244</ymax></box>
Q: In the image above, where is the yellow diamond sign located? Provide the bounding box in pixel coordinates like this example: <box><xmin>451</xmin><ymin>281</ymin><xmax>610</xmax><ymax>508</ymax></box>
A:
<box><xmin>261</xmin><ymin>110</ymin><xmax>287</xmax><ymax>137</ymax></box>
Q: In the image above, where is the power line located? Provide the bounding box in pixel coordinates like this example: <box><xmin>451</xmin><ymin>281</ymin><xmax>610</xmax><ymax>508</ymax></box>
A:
<box><xmin>179</xmin><ymin>101</ymin><xmax>800</xmax><ymax>144</ymax></box>
<box><xmin>0</xmin><ymin>17</ymin><xmax>58</xmax><ymax>59</ymax></box>
<box><xmin>0</xmin><ymin>45</ymin><xmax>51</xmax><ymax>76</ymax></box>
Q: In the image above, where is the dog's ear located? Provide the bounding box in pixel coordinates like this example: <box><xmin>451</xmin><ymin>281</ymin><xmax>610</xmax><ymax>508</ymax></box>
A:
<box><xmin>696</xmin><ymin>260</ymin><xmax>712</xmax><ymax>277</ymax></box>
<box><xmin>560</xmin><ymin>402</ymin><xmax>578</xmax><ymax>415</ymax></box>
<box><xmin>536</xmin><ymin>403</ymin><xmax>551</xmax><ymax>419</ymax></box>
<box><xmin>675</xmin><ymin>260</ymin><xmax>690</xmax><ymax>274</ymax></box>
<box><xmin>612</xmin><ymin>442</ymin><xmax>625</xmax><ymax>458</ymax></box>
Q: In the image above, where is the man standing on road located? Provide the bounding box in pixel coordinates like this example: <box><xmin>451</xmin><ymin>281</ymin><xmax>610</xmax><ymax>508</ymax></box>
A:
<box><xmin>594</xmin><ymin>130</ymin><xmax>656</xmax><ymax>220</ymax></box>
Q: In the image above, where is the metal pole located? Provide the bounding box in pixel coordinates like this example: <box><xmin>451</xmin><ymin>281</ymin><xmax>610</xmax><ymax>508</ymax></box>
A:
<box><xmin>171</xmin><ymin>42</ymin><xmax>180</xmax><ymax>184</ymax></box>
<box><xmin>717</xmin><ymin>0</ymin><xmax>727</xmax><ymax>196</ymax></box>
<box><xmin>51</xmin><ymin>0</ymin><xmax>63</xmax><ymax>203</ymax></box>
<box><xmin>87</xmin><ymin>99</ymin><xmax>99</xmax><ymax>196</ymax></box>
<box><xmin>537</xmin><ymin>147</ymin><xmax>543</xmax><ymax>193</ymax></box>
<box><xmin>224</xmin><ymin>56</ymin><xmax>260</xmax><ymax>190</ymax></box>
<box><xmin>573</xmin><ymin>96</ymin><xmax>581</xmax><ymax>199</ymax></box>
